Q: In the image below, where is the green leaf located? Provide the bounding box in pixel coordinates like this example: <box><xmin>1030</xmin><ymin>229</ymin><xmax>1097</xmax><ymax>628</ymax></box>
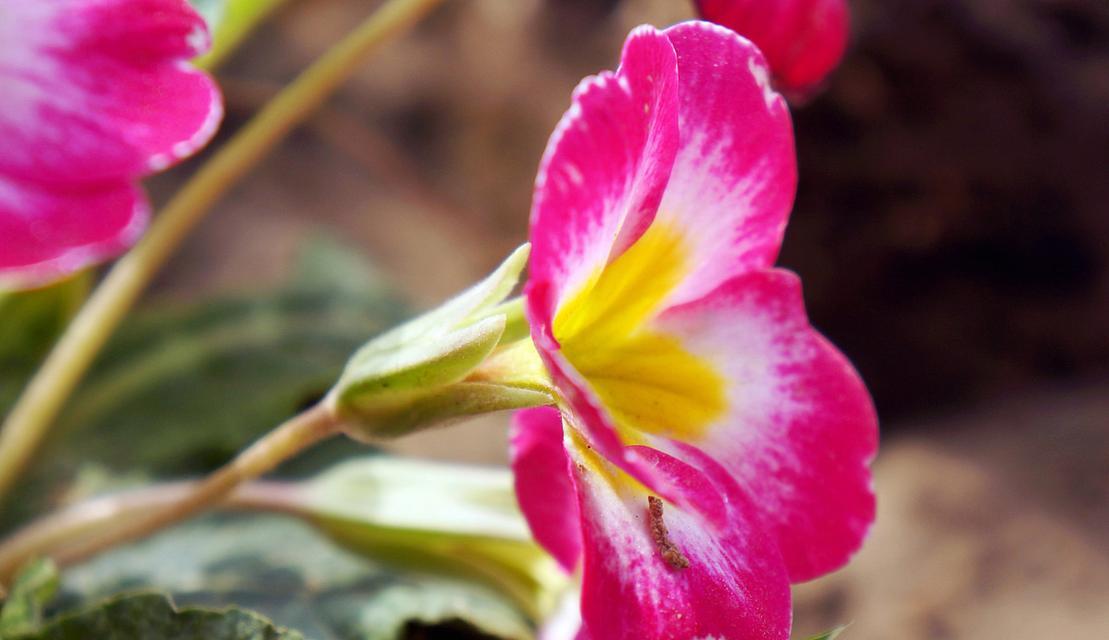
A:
<box><xmin>10</xmin><ymin>593</ymin><xmax>303</xmax><ymax>640</ymax></box>
<box><xmin>59</xmin><ymin>514</ymin><xmax>533</xmax><ymax>640</ymax></box>
<box><xmin>0</xmin><ymin>558</ymin><xmax>59</xmax><ymax>636</ymax></box>
<box><xmin>805</xmin><ymin>625</ymin><xmax>849</xmax><ymax>640</ymax></box>
<box><xmin>1</xmin><ymin>238</ymin><xmax>407</xmax><ymax>532</ymax></box>
<box><xmin>0</xmin><ymin>275</ymin><xmax>90</xmax><ymax>414</ymax></box>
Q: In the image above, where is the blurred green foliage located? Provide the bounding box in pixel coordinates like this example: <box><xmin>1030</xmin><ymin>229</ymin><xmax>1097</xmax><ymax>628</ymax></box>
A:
<box><xmin>0</xmin><ymin>240</ymin><xmax>532</xmax><ymax>638</ymax></box>
<box><xmin>0</xmin><ymin>559</ymin><xmax>59</xmax><ymax>637</ymax></box>
<box><xmin>0</xmin><ymin>276</ymin><xmax>90</xmax><ymax>414</ymax></box>
<box><xmin>1</xmin><ymin>239</ymin><xmax>407</xmax><ymax>533</ymax></box>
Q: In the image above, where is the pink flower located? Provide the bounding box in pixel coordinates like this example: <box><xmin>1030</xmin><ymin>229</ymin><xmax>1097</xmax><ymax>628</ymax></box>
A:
<box><xmin>0</xmin><ymin>0</ymin><xmax>222</xmax><ymax>290</ymax></box>
<box><xmin>694</xmin><ymin>0</ymin><xmax>849</xmax><ymax>96</ymax></box>
<box><xmin>511</xmin><ymin>23</ymin><xmax>876</xmax><ymax>639</ymax></box>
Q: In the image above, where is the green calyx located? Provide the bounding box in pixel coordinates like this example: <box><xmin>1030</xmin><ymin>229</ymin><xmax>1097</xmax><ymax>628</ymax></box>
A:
<box><xmin>330</xmin><ymin>244</ymin><xmax>554</xmax><ymax>440</ymax></box>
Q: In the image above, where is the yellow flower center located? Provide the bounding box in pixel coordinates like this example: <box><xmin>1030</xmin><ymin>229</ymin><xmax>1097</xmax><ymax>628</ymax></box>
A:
<box><xmin>552</xmin><ymin>221</ymin><xmax>725</xmax><ymax>444</ymax></box>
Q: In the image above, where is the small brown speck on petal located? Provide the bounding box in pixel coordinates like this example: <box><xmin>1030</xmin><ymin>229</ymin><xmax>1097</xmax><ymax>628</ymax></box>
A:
<box><xmin>648</xmin><ymin>495</ymin><xmax>690</xmax><ymax>570</ymax></box>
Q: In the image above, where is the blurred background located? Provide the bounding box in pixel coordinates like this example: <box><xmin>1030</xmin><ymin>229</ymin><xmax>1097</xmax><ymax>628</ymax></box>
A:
<box><xmin>32</xmin><ymin>0</ymin><xmax>1109</xmax><ymax>637</ymax></box>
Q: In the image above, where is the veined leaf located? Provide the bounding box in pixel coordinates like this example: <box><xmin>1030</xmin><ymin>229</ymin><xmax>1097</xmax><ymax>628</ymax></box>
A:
<box><xmin>9</xmin><ymin>592</ymin><xmax>303</xmax><ymax>640</ymax></box>
<box><xmin>59</xmin><ymin>514</ymin><xmax>532</xmax><ymax>640</ymax></box>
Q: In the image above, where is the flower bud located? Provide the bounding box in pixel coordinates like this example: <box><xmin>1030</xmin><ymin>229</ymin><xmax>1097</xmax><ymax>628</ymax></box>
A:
<box><xmin>329</xmin><ymin>244</ymin><xmax>553</xmax><ymax>440</ymax></box>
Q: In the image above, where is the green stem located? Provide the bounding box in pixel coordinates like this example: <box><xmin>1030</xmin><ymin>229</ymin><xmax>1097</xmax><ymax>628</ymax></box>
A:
<box><xmin>0</xmin><ymin>483</ymin><xmax>190</xmax><ymax>584</ymax></box>
<box><xmin>0</xmin><ymin>481</ymin><xmax>301</xmax><ymax>586</ymax></box>
<box><xmin>0</xmin><ymin>463</ymin><xmax>572</xmax><ymax>621</ymax></box>
<box><xmin>20</xmin><ymin>402</ymin><xmax>339</xmax><ymax>576</ymax></box>
<box><xmin>0</xmin><ymin>0</ymin><xmax>446</xmax><ymax>504</ymax></box>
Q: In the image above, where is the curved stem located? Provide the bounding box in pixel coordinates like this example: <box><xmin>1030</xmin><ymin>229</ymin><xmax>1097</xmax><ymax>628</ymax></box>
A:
<box><xmin>0</xmin><ymin>481</ymin><xmax>303</xmax><ymax>585</ymax></box>
<box><xmin>0</xmin><ymin>453</ymin><xmax>574</xmax><ymax>622</ymax></box>
<box><xmin>0</xmin><ymin>0</ymin><xmax>447</xmax><ymax>504</ymax></box>
<box><xmin>0</xmin><ymin>402</ymin><xmax>340</xmax><ymax>581</ymax></box>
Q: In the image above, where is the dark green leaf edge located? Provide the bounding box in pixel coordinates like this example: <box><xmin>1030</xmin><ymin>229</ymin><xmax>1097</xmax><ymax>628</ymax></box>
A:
<box><xmin>58</xmin><ymin>514</ymin><xmax>533</xmax><ymax>640</ymax></box>
<box><xmin>6</xmin><ymin>592</ymin><xmax>304</xmax><ymax>640</ymax></box>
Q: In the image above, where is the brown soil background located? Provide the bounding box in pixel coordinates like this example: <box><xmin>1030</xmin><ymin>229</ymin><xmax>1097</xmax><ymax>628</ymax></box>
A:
<box><xmin>147</xmin><ymin>0</ymin><xmax>1109</xmax><ymax>637</ymax></box>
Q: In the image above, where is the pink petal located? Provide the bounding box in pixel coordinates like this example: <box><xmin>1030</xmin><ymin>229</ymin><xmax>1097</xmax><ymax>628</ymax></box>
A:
<box><xmin>694</xmin><ymin>0</ymin><xmax>849</xmax><ymax>95</ymax></box>
<box><xmin>524</xmin><ymin>282</ymin><xmax>630</xmax><ymax>463</ymax></box>
<box><xmin>528</xmin><ymin>25</ymin><xmax>680</xmax><ymax>323</ymax></box>
<box><xmin>0</xmin><ymin>177</ymin><xmax>148</xmax><ymax>289</ymax></box>
<box><xmin>652</xmin><ymin>269</ymin><xmax>877</xmax><ymax>582</ymax></box>
<box><xmin>528</xmin><ymin>290</ymin><xmax>733</xmax><ymax>520</ymax></box>
<box><xmin>655</xmin><ymin>22</ymin><xmax>797</xmax><ymax>306</ymax></box>
<box><xmin>569</xmin><ymin>437</ymin><xmax>791</xmax><ymax>640</ymax></box>
<box><xmin>0</xmin><ymin>0</ymin><xmax>223</xmax><ymax>288</ymax></box>
<box><xmin>510</xmin><ymin>407</ymin><xmax>583</xmax><ymax>572</ymax></box>
<box><xmin>63</xmin><ymin>0</ymin><xmax>214</xmax><ymax>60</ymax></box>
<box><xmin>623</xmin><ymin>444</ymin><xmax>728</xmax><ymax>528</ymax></box>
<box><xmin>0</xmin><ymin>0</ymin><xmax>222</xmax><ymax>184</ymax></box>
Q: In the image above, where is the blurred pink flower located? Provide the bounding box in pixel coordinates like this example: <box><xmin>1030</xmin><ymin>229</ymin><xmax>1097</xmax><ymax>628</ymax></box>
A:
<box><xmin>695</xmin><ymin>0</ymin><xmax>849</xmax><ymax>95</ymax></box>
<box><xmin>0</xmin><ymin>0</ymin><xmax>222</xmax><ymax>290</ymax></box>
<box><xmin>512</xmin><ymin>22</ymin><xmax>876</xmax><ymax>639</ymax></box>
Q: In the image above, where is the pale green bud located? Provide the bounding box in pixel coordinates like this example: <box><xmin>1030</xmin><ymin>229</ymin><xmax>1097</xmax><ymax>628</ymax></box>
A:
<box><xmin>329</xmin><ymin>244</ymin><xmax>553</xmax><ymax>440</ymax></box>
<box><xmin>292</xmin><ymin>457</ymin><xmax>573</xmax><ymax>621</ymax></box>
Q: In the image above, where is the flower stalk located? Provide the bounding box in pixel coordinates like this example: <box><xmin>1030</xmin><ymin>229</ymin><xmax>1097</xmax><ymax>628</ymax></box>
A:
<box><xmin>19</xmin><ymin>402</ymin><xmax>341</xmax><ymax>575</ymax></box>
<box><xmin>0</xmin><ymin>243</ymin><xmax>552</xmax><ymax>581</ymax></box>
<box><xmin>0</xmin><ymin>456</ymin><xmax>574</xmax><ymax>622</ymax></box>
<box><xmin>0</xmin><ymin>0</ymin><xmax>447</xmax><ymax>504</ymax></box>
<box><xmin>0</xmin><ymin>479</ymin><xmax>305</xmax><ymax>586</ymax></box>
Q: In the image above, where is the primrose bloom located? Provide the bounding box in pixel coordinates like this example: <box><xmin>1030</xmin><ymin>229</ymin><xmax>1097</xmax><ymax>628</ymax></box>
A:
<box><xmin>694</xmin><ymin>0</ymin><xmax>848</xmax><ymax>96</ymax></box>
<box><xmin>0</xmin><ymin>0</ymin><xmax>222</xmax><ymax>290</ymax></box>
<box><xmin>511</xmin><ymin>23</ymin><xmax>876</xmax><ymax>639</ymax></box>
